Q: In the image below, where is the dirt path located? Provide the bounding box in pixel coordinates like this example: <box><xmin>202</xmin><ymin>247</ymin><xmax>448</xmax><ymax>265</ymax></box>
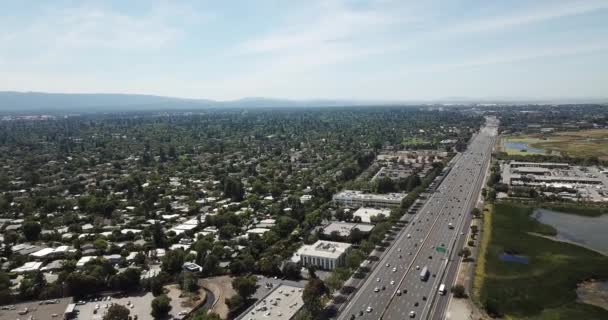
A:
<box><xmin>199</xmin><ymin>275</ymin><xmax>237</xmax><ymax>319</ymax></box>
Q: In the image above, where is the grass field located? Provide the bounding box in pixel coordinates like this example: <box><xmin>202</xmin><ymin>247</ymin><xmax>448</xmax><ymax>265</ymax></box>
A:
<box><xmin>402</xmin><ymin>137</ymin><xmax>432</xmax><ymax>146</ymax></box>
<box><xmin>478</xmin><ymin>202</ymin><xmax>608</xmax><ymax>319</ymax></box>
<box><xmin>502</xmin><ymin>129</ymin><xmax>608</xmax><ymax>160</ymax></box>
<box><xmin>472</xmin><ymin>204</ymin><xmax>492</xmax><ymax>301</ymax></box>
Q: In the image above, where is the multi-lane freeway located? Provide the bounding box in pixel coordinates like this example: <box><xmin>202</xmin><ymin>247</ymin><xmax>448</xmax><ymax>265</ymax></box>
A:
<box><xmin>337</xmin><ymin>117</ymin><xmax>498</xmax><ymax>320</ymax></box>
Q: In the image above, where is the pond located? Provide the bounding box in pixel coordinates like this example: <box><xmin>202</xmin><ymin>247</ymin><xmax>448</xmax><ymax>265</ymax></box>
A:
<box><xmin>498</xmin><ymin>253</ymin><xmax>529</xmax><ymax>264</ymax></box>
<box><xmin>532</xmin><ymin>208</ymin><xmax>608</xmax><ymax>255</ymax></box>
<box><xmin>503</xmin><ymin>141</ymin><xmax>545</xmax><ymax>154</ymax></box>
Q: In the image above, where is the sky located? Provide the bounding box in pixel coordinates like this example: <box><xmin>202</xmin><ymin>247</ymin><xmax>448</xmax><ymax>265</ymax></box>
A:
<box><xmin>1</xmin><ymin>0</ymin><xmax>607</xmax><ymax>101</ymax></box>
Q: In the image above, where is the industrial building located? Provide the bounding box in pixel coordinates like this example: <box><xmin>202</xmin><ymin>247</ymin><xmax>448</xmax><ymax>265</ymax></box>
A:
<box><xmin>333</xmin><ymin>190</ymin><xmax>406</xmax><ymax>208</ymax></box>
<box><xmin>236</xmin><ymin>285</ymin><xmax>304</xmax><ymax>320</ymax></box>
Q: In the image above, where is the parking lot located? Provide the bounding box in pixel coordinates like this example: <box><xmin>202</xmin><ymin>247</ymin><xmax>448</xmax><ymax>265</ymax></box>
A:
<box><xmin>252</xmin><ymin>275</ymin><xmax>306</xmax><ymax>301</ymax></box>
<box><xmin>0</xmin><ymin>297</ymin><xmax>71</xmax><ymax>320</ymax></box>
<box><xmin>74</xmin><ymin>292</ymin><xmax>154</xmax><ymax>320</ymax></box>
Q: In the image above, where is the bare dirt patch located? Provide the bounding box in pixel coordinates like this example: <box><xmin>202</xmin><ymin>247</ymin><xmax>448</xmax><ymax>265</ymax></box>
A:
<box><xmin>199</xmin><ymin>275</ymin><xmax>237</xmax><ymax>319</ymax></box>
<box><xmin>577</xmin><ymin>280</ymin><xmax>608</xmax><ymax>311</ymax></box>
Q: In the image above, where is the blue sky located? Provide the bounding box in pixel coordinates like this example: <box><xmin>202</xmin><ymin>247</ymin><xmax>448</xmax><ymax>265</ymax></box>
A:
<box><xmin>1</xmin><ymin>0</ymin><xmax>607</xmax><ymax>101</ymax></box>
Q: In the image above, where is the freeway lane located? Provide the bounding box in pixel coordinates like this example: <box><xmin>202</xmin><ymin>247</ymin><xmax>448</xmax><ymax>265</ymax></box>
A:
<box><xmin>337</xmin><ymin>117</ymin><xmax>497</xmax><ymax>320</ymax></box>
<box><xmin>430</xmin><ymin>122</ymin><xmax>498</xmax><ymax>320</ymax></box>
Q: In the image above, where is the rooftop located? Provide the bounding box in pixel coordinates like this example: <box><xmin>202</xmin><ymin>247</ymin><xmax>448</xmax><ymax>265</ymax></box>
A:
<box><xmin>321</xmin><ymin>222</ymin><xmax>374</xmax><ymax>237</ymax></box>
<box><xmin>237</xmin><ymin>285</ymin><xmax>304</xmax><ymax>320</ymax></box>
<box><xmin>333</xmin><ymin>190</ymin><xmax>406</xmax><ymax>203</ymax></box>
<box><xmin>295</xmin><ymin>240</ymin><xmax>351</xmax><ymax>260</ymax></box>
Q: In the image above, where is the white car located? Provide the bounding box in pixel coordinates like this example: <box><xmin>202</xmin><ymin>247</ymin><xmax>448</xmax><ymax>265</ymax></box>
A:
<box><xmin>386</xmin><ymin>263</ymin><xmax>390</xmax><ymax>267</ymax></box>
<box><xmin>376</xmin><ymin>277</ymin><xmax>380</xmax><ymax>282</ymax></box>
<box><xmin>366</xmin><ymin>307</ymin><xmax>373</xmax><ymax>313</ymax></box>
<box><xmin>415</xmin><ymin>265</ymin><xmax>420</xmax><ymax>270</ymax></box>
<box><xmin>374</xmin><ymin>287</ymin><xmax>379</xmax><ymax>292</ymax></box>
<box><xmin>392</xmin><ymin>267</ymin><xmax>397</xmax><ymax>272</ymax></box>
<box><xmin>409</xmin><ymin>310</ymin><xmax>416</xmax><ymax>318</ymax></box>
<box><xmin>407</xmin><ymin>234</ymin><xmax>411</xmax><ymax>238</ymax></box>
<box><xmin>390</xmin><ymin>280</ymin><xmax>395</xmax><ymax>285</ymax></box>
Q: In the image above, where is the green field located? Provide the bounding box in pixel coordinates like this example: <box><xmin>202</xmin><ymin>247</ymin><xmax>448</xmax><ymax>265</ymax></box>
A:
<box><xmin>502</xmin><ymin>129</ymin><xmax>608</xmax><ymax>160</ymax></box>
<box><xmin>478</xmin><ymin>202</ymin><xmax>608</xmax><ymax>319</ymax></box>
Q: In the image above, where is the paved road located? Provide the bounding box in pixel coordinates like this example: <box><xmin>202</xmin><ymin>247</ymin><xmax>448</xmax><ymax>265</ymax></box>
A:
<box><xmin>337</xmin><ymin>117</ymin><xmax>498</xmax><ymax>320</ymax></box>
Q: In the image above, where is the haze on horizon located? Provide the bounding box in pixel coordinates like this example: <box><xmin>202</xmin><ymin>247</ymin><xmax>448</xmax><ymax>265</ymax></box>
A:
<box><xmin>1</xmin><ymin>0</ymin><xmax>608</xmax><ymax>102</ymax></box>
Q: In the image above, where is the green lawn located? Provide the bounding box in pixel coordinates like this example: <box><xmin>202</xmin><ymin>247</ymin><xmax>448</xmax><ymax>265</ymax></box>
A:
<box><xmin>478</xmin><ymin>202</ymin><xmax>608</xmax><ymax>319</ymax></box>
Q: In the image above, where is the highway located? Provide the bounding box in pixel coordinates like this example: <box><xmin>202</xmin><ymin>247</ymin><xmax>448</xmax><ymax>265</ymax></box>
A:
<box><xmin>337</xmin><ymin>117</ymin><xmax>498</xmax><ymax>320</ymax></box>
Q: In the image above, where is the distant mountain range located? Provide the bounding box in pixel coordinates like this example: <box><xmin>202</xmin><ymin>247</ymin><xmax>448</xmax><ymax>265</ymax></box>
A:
<box><xmin>0</xmin><ymin>91</ymin><xmax>605</xmax><ymax>112</ymax></box>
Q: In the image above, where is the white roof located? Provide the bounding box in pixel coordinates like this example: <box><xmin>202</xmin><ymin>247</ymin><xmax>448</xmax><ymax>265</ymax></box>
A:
<box><xmin>76</xmin><ymin>256</ymin><xmax>96</xmax><ymax>267</ymax></box>
<box><xmin>121</xmin><ymin>228</ymin><xmax>142</xmax><ymax>234</ymax></box>
<box><xmin>30</xmin><ymin>248</ymin><xmax>55</xmax><ymax>258</ymax></box>
<box><xmin>352</xmin><ymin>207</ymin><xmax>391</xmax><ymax>223</ymax></box>
<box><xmin>247</xmin><ymin>228</ymin><xmax>270</xmax><ymax>235</ymax></box>
<box><xmin>238</xmin><ymin>285</ymin><xmax>304</xmax><ymax>320</ymax></box>
<box><xmin>295</xmin><ymin>240</ymin><xmax>351</xmax><ymax>260</ymax></box>
<box><xmin>11</xmin><ymin>261</ymin><xmax>43</xmax><ymax>273</ymax></box>
<box><xmin>322</xmin><ymin>222</ymin><xmax>374</xmax><ymax>237</ymax></box>
<box><xmin>333</xmin><ymin>190</ymin><xmax>407</xmax><ymax>203</ymax></box>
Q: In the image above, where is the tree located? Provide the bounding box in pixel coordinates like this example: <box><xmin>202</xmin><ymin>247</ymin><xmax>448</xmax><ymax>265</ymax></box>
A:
<box><xmin>226</xmin><ymin>294</ymin><xmax>246</xmax><ymax>315</ymax></box>
<box><xmin>458</xmin><ymin>247</ymin><xmax>472</xmax><ymax>260</ymax></box>
<box><xmin>151</xmin><ymin>294</ymin><xmax>172</xmax><ymax>319</ymax></box>
<box><xmin>161</xmin><ymin>249</ymin><xmax>185</xmax><ymax>274</ymax></box>
<box><xmin>470</xmin><ymin>225</ymin><xmax>479</xmax><ymax>235</ymax></box>
<box><xmin>151</xmin><ymin>222</ymin><xmax>167</xmax><ymax>249</ymax></box>
<box><xmin>345</xmin><ymin>249</ymin><xmax>365</xmax><ymax>270</ymax></box>
<box><xmin>348</xmin><ymin>228</ymin><xmax>365</xmax><ymax>244</ymax></box>
<box><xmin>232</xmin><ymin>276</ymin><xmax>258</xmax><ymax>300</ymax></box>
<box><xmin>325</xmin><ymin>272</ymin><xmax>344</xmax><ymax>292</ymax></box>
<box><xmin>302</xmin><ymin>278</ymin><xmax>327</xmax><ymax>317</ymax></box>
<box><xmin>23</xmin><ymin>221</ymin><xmax>41</xmax><ymax>241</ymax></box>
<box><xmin>471</xmin><ymin>208</ymin><xmax>481</xmax><ymax>217</ymax></box>
<box><xmin>192</xmin><ymin>311</ymin><xmax>222</xmax><ymax>320</ymax></box>
<box><xmin>202</xmin><ymin>254</ymin><xmax>219</xmax><ymax>275</ymax></box>
<box><xmin>104</xmin><ymin>304</ymin><xmax>130</xmax><ymax>320</ymax></box>
<box><xmin>110</xmin><ymin>268</ymin><xmax>142</xmax><ymax>292</ymax></box>
<box><xmin>282</xmin><ymin>262</ymin><xmax>302</xmax><ymax>280</ymax></box>
<box><xmin>181</xmin><ymin>271</ymin><xmax>199</xmax><ymax>293</ymax></box>
<box><xmin>223</xmin><ymin>177</ymin><xmax>245</xmax><ymax>201</ymax></box>
<box><xmin>375</xmin><ymin>177</ymin><xmax>395</xmax><ymax>193</ymax></box>
<box><xmin>451</xmin><ymin>284</ymin><xmax>467</xmax><ymax>298</ymax></box>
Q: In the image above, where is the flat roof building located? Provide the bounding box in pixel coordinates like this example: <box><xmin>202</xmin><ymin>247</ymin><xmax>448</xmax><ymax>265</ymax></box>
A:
<box><xmin>510</xmin><ymin>161</ymin><xmax>569</xmax><ymax>169</ymax></box>
<box><xmin>292</xmin><ymin>240</ymin><xmax>351</xmax><ymax>270</ymax></box>
<box><xmin>11</xmin><ymin>261</ymin><xmax>43</xmax><ymax>274</ymax></box>
<box><xmin>352</xmin><ymin>207</ymin><xmax>391</xmax><ymax>223</ymax></box>
<box><xmin>333</xmin><ymin>190</ymin><xmax>406</xmax><ymax>208</ymax></box>
<box><xmin>236</xmin><ymin>285</ymin><xmax>304</xmax><ymax>320</ymax></box>
<box><xmin>321</xmin><ymin>222</ymin><xmax>374</xmax><ymax>238</ymax></box>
